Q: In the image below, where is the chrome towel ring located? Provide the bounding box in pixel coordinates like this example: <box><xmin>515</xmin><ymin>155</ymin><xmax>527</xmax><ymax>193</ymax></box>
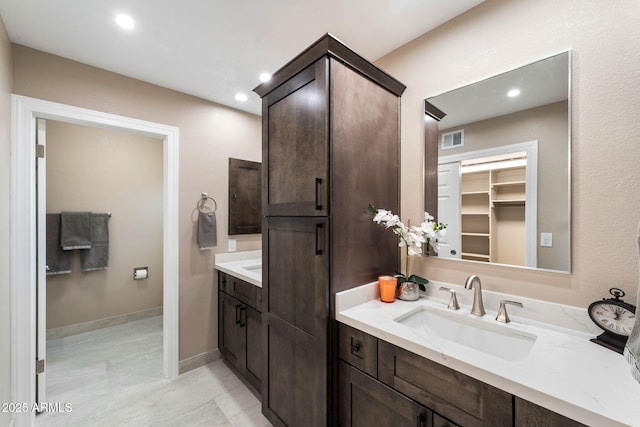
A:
<box><xmin>197</xmin><ymin>193</ymin><xmax>217</xmax><ymax>213</ymax></box>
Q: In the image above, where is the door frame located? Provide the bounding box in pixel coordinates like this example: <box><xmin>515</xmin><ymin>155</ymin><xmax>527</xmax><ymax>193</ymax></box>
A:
<box><xmin>10</xmin><ymin>95</ymin><xmax>180</xmax><ymax>427</ymax></box>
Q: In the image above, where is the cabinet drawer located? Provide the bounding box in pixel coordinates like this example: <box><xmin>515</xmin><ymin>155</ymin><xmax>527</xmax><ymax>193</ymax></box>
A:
<box><xmin>255</xmin><ymin>286</ymin><xmax>262</xmax><ymax>311</ymax></box>
<box><xmin>514</xmin><ymin>397</ymin><xmax>585</xmax><ymax>427</ymax></box>
<box><xmin>218</xmin><ymin>271</ymin><xmax>231</xmax><ymax>293</ymax></box>
<box><xmin>378</xmin><ymin>340</ymin><xmax>512</xmax><ymax>427</ymax></box>
<box><xmin>339</xmin><ymin>323</ymin><xmax>377</xmax><ymax>378</ymax></box>
<box><xmin>218</xmin><ymin>271</ymin><xmax>260</xmax><ymax>311</ymax></box>
<box><xmin>230</xmin><ymin>276</ymin><xmax>257</xmax><ymax>308</ymax></box>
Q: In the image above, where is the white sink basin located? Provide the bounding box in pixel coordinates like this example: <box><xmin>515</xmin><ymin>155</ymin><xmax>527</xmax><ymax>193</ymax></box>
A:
<box><xmin>242</xmin><ymin>264</ymin><xmax>262</xmax><ymax>275</ymax></box>
<box><xmin>394</xmin><ymin>305</ymin><xmax>537</xmax><ymax>361</ymax></box>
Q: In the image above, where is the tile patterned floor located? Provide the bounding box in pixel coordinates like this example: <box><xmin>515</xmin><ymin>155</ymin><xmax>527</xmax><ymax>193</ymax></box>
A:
<box><xmin>36</xmin><ymin>316</ymin><xmax>272</xmax><ymax>427</ymax></box>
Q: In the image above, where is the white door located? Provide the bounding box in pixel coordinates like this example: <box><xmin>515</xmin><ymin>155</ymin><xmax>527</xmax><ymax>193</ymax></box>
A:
<box><xmin>36</xmin><ymin>118</ymin><xmax>47</xmax><ymax>406</ymax></box>
<box><xmin>437</xmin><ymin>162</ymin><xmax>461</xmax><ymax>259</ymax></box>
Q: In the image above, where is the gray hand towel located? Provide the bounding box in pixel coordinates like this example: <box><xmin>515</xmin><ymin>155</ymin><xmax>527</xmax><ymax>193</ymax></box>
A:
<box><xmin>624</xmin><ymin>221</ymin><xmax>640</xmax><ymax>383</ymax></box>
<box><xmin>198</xmin><ymin>210</ymin><xmax>217</xmax><ymax>250</ymax></box>
<box><xmin>60</xmin><ymin>211</ymin><xmax>93</xmax><ymax>250</ymax></box>
<box><xmin>81</xmin><ymin>213</ymin><xmax>110</xmax><ymax>271</ymax></box>
<box><xmin>46</xmin><ymin>213</ymin><xmax>72</xmax><ymax>275</ymax></box>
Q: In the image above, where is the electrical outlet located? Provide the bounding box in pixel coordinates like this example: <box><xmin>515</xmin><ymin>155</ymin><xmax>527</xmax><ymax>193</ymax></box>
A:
<box><xmin>540</xmin><ymin>233</ymin><xmax>553</xmax><ymax>247</ymax></box>
<box><xmin>228</xmin><ymin>238</ymin><xmax>237</xmax><ymax>252</ymax></box>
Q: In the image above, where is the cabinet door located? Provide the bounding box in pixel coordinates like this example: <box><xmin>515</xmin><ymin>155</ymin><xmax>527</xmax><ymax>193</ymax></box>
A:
<box><xmin>263</xmin><ymin>217</ymin><xmax>329</xmax><ymax>427</ymax></box>
<box><xmin>264</xmin><ymin>217</ymin><xmax>328</xmax><ymax>336</ymax></box>
<box><xmin>339</xmin><ymin>361</ymin><xmax>432</xmax><ymax>427</ymax></box>
<box><xmin>218</xmin><ymin>292</ymin><xmax>245</xmax><ymax>372</ymax></box>
<box><xmin>244</xmin><ymin>305</ymin><xmax>262</xmax><ymax>391</ymax></box>
<box><xmin>263</xmin><ymin>59</ymin><xmax>329</xmax><ymax>217</ymax></box>
<box><xmin>228</xmin><ymin>158</ymin><xmax>262</xmax><ymax>234</ymax></box>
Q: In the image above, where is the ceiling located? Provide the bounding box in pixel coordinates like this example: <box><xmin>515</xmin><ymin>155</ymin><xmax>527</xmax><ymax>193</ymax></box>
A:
<box><xmin>0</xmin><ymin>0</ymin><xmax>484</xmax><ymax>115</ymax></box>
<box><xmin>428</xmin><ymin>51</ymin><xmax>569</xmax><ymax>129</ymax></box>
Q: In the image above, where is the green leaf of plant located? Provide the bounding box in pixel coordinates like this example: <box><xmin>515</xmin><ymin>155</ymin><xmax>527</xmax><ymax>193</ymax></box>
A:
<box><xmin>408</xmin><ymin>274</ymin><xmax>429</xmax><ymax>285</ymax></box>
<box><xmin>395</xmin><ymin>274</ymin><xmax>408</xmax><ymax>284</ymax></box>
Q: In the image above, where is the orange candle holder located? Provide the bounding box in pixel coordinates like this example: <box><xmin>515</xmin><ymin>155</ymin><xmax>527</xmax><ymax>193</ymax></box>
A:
<box><xmin>378</xmin><ymin>275</ymin><xmax>397</xmax><ymax>303</ymax></box>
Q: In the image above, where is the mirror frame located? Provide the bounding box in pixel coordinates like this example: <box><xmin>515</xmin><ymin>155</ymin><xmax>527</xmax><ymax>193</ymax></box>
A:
<box><xmin>424</xmin><ymin>51</ymin><xmax>572</xmax><ymax>273</ymax></box>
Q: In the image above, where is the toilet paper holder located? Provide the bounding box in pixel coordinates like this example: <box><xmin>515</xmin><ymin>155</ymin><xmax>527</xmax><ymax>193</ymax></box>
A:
<box><xmin>133</xmin><ymin>267</ymin><xmax>149</xmax><ymax>280</ymax></box>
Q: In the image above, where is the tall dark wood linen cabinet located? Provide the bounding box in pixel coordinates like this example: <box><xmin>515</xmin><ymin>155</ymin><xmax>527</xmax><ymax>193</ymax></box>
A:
<box><xmin>254</xmin><ymin>34</ymin><xmax>406</xmax><ymax>427</ymax></box>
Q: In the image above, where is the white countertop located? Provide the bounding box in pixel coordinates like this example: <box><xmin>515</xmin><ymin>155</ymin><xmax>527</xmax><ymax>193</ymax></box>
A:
<box><xmin>336</xmin><ymin>281</ymin><xmax>640</xmax><ymax>427</ymax></box>
<box><xmin>214</xmin><ymin>250</ymin><xmax>262</xmax><ymax>287</ymax></box>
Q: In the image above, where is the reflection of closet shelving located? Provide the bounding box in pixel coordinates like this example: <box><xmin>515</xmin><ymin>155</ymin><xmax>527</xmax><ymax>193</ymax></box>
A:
<box><xmin>461</xmin><ymin>171</ymin><xmax>491</xmax><ymax>261</ymax></box>
<box><xmin>461</xmin><ymin>166</ymin><xmax>526</xmax><ymax>263</ymax></box>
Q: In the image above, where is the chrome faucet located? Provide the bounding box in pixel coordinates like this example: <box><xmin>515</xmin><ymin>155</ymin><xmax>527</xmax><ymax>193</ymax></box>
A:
<box><xmin>464</xmin><ymin>274</ymin><xmax>486</xmax><ymax>316</ymax></box>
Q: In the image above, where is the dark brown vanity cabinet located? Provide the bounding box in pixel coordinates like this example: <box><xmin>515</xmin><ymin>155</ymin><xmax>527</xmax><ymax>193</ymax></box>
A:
<box><xmin>339</xmin><ymin>323</ymin><xmax>586</xmax><ymax>427</ymax></box>
<box><xmin>254</xmin><ymin>34</ymin><xmax>405</xmax><ymax>427</ymax></box>
<box><xmin>217</xmin><ymin>271</ymin><xmax>262</xmax><ymax>393</ymax></box>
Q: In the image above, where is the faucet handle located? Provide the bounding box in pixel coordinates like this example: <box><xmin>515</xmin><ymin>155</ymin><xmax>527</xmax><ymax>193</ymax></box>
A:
<box><xmin>439</xmin><ymin>287</ymin><xmax>460</xmax><ymax>310</ymax></box>
<box><xmin>496</xmin><ymin>300</ymin><xmax>523</xmax><ymax>323</ymax></box>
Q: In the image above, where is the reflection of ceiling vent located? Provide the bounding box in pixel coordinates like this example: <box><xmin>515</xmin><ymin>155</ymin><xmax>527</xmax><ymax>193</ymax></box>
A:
<box><xmin>442</xmin><ymin>130</ymin><xmax>464</xmax><ymax>150</ymax></box>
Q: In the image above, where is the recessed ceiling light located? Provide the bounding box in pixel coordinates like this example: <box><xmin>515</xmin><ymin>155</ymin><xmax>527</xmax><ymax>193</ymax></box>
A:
<box><xmin>507</xmin><ymin>88</ymin><xmax>521</xmax><ymax>97</ymax></box>
<box><xmin>259</xmin><ymin>73</ymin><xmax>272</xmax><ymax>83</ymax></box>
<box><xmin>115</xmin><ymin>14</ymin><xmax>135</xmax><ymax>30</ymax></box>
<box><xmin>235</xmin><ymin>93</ymin><xmax>248</xmax><ymax>102</ymax></box>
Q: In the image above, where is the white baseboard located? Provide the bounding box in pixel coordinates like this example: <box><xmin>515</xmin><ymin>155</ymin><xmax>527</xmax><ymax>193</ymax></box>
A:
<box><xmin>46</xmin><ymin>306</ymin><xmax>163</xmax><ymax>339</ymax></box>
<box><xmin>179</xmin><ymin>349</ymin><xmax>222</xmax><ymax>374</ymax></box>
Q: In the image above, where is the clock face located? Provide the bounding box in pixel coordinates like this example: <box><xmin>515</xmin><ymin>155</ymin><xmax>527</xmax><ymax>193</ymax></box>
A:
<box><xmin>589</xmin><ymin>302</ymin><xmax>636</xmax><ymax>337</ymax></box>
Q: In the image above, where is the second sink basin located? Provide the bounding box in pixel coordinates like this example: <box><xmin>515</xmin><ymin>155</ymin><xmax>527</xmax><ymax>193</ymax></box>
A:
<box><xmin>242</xmin><ymin>264</ymin><xmax>262</xmax><ymax>275</ymax></box>
<box><xmin>394</xmin><ymin>305</ymin><xmax>537</xmax><ymax>361</ymax></box>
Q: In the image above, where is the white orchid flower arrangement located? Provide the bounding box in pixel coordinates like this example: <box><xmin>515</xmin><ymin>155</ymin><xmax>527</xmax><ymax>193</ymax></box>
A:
<box><xmin>370</xmin><ymin>204</ymin><xmax>447</xmax><ymax>291</ymax></box>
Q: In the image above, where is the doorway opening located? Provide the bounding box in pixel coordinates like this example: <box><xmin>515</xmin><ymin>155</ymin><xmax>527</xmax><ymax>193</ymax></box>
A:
<box><xmin>39</xmin><ymin>119</ymin><xmax>165</xmax><ymax>414</ymax></box>
<box><xmin>10</xmin><ymin>95</ymin><xmax>179</xmax><ymax>427</ymax></box>
<box><xmin>438</xmin><ymin>141</ymin><xmax>538</xmax><ymax>267</ymax></box>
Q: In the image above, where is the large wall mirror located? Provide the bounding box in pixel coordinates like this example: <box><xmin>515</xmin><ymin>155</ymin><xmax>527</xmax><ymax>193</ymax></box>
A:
<box><xmin>424</xmin><ymin>51</ymin><xmax>571</xmax><ymax>273</ymax></box>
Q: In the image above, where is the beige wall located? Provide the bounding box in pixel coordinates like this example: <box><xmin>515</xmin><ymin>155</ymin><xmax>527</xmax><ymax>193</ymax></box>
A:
<box><xmin>0</xmin><ymin>15</ymin><xmax>11</xmax><ymax>427</ymax></box>
<box><xmin>440</xmin><ymin>101</ymin><xmax>569</xmax><ymax>271</ymax></box>
<box><xmin>11</xmin><ymin>44</ymin><xmax>262</xmax><ymax>360</ymax></box>
<box><xmin>45</xmin><ymin>121</ymin><xmax>163</xmax><ymax>328</ymax></box>
<box><xmin>377</xmin><ymin>0</ymin><xmax>640</xmax><ymax>307</ymax></box>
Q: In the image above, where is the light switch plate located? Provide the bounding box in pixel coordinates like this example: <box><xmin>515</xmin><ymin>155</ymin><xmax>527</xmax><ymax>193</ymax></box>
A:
<box><xmin>228</xmin><ymin>238</ymin><xmax>237</xmax><ymax>252</ymax></box>
<box><xmin>540</xmin><ymin>233</ymin><xmax>553</xmax><ymax>247</ymax></box>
